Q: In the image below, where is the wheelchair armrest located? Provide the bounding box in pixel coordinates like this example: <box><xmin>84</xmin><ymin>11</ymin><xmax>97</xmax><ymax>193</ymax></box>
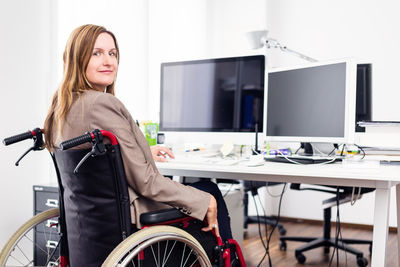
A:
<box><xmin>140</xmin><ymin>208</ymin><xmax>189</xmax><ymax>225</ymax></box>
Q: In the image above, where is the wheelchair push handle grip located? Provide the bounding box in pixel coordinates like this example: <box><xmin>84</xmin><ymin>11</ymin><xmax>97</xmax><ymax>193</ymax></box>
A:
<box><xmin>60</xmin><ymin>133</ymin><xmax>92</xmax><ymax>150</ymax></box>
<box><xmin>3</xmin><ymin>130</ymin><xmax>37</xmax><ymax>146</ymax></box>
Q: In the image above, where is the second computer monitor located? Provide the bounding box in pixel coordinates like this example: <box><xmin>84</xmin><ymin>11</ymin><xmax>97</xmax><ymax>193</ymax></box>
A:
<box><xmin>265</xmin><ymin>59</ymin><xmax>357</xmax><ymax>144</ymax></box>
<box><xmin>159</xmin><ymin>55</ymin><xmax>265</xmax><ymax>132</ymax></box>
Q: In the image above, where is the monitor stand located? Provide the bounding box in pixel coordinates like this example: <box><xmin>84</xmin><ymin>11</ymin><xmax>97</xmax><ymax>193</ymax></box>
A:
<box><xmin>299</xmin><ymin>142</ymin><xmax>336</xmax><ymax>156</ymax></box>
<box><xmin>300</xmin><ymin>142</ymin><xmax>313</xmax><ymax>156</ymax></box>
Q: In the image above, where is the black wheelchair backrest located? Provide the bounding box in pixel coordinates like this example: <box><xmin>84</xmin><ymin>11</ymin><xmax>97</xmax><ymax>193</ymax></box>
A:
<box><xmin>54</xmin><ymin>144</ymin><xmax>131</xmax><ymax>267</ymax></box>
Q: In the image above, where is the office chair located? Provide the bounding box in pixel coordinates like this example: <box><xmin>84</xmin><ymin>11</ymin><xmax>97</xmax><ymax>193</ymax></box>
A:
<box><xmin>243</xmin><ymin>181</ymin><xmax>286</xmax><ymax>235</ymax></box>
<box><xmin>279</xmin><ymin>184</ymin><xmax>373</xmax><ymax>267</ymax></box>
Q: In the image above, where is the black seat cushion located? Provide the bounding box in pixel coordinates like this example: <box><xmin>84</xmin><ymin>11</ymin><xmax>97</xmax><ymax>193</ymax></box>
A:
<box><xmin>140</xmin><ymin>208</ymin><xmax>189</xmax><ymax>225</ymax></box>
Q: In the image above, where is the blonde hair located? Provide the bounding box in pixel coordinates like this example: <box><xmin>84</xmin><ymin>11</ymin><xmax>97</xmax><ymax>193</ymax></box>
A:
<box><xmin>44</xmin><ymin>24</ymin><xmax>119</xmax><ymax>150</ymax></box>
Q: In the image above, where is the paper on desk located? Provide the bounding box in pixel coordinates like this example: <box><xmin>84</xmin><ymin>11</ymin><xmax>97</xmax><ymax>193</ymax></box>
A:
<box><xmin>220</xmin><ymin>140</ymin><xmax>234</xmax><ymax>157</ymax></box>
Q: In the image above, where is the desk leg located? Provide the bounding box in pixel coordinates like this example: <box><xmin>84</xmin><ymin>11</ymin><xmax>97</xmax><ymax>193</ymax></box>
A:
<box><xmin>396</xmin><ymin>184</ymin><xmax>400</xmax><ymax>267</ymax></box>
<box><xmin>371</xmin><ymin>188</ymin><xmax>390</xmax><ymax>267</ymax></box>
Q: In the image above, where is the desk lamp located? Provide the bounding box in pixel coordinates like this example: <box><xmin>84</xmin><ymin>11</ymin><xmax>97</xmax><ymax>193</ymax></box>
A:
<box><xmin>245</xmin><ymin>30</ymin><xmax>317</xmax><ymax>63</ymax></box>
<box><xmin>245</xmin><ymin>30</ymin><xmax>318</xmax><ymax>155</ymax></box>
<box><xmin>246</xmin><ymin>30</ymin><xmax>318</xmax><ymax>62</ymax></box>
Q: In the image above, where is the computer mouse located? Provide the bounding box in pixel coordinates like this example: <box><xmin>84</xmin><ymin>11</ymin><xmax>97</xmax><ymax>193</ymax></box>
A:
<box><xmin>246</xmin><ymin>161</ymin><xmax>265</xmax><ymax>167</ymax></box>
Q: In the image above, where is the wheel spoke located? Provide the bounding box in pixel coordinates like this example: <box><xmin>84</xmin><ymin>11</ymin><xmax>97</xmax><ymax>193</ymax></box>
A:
<box><xmin>150</xmin><ymin>245</ymin><xmax>160</xmax><ymax>267</ymax></box>
<box><xmin>188</xmin><ymin>256</ymin><xmax>200</xmax><ymax>267</ymax></box>
<box><xmin>182</xmin><ymin>248</ymin><xmax>194</xmax><ymax>267</ymax></box>
<box><xmin>162</xmin><ymin>240</ymin><xmax>169</xmax><ymax>266</ymax></box>
<box><xmin>158</xmin><ymin>242</ymin><xmax>160</xmax><ymax>266</ymax></box>
<box><xmin>180</xmin><ymin>244</ymin><xmax>186</xmax><ymax>267</ymax></box>
<box><xmin>21</xmin><ymin>233</ymin><xmax>49</xmax><ymax>256</ymax></box>
<box><xmin>15</xmin><ymin>243</ymin><xmax>30</xmax><ymax>263</ymax></box>
<box><xmin>129</xmin><ymin>251</ymin><xmax>136</xmax><ymax>267</ymax></box>
<box><xmin>162</xmin><ymin>240</ymin><xmax>177</xmax><ymax>266</ymax></box>
<box><xmin>8</xmin><ymin>253</ymin><xmax>29</xmax><ymax>266</ymax></box>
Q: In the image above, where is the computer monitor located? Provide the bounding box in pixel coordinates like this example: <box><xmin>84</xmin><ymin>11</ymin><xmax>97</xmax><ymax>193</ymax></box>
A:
<box><xmin>265</xmin><ymin>59</ymin><xmax>357</xmax><ymax>145</ymax></box>
<box><xmin>159</xmin><ymin>55</ymin><xmax>265</xmax><ymax>133</ymax></box>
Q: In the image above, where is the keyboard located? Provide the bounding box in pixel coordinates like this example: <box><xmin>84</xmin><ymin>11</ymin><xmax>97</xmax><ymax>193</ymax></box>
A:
<box><xmin>264</xmin><ymin>155</ymin><xmax>342</xmax><ymax>164</ymax></box>
<box><xmin>168</xmin><ymin>156</ymin><xmax>242</xmax><ymax>166</ymax></box>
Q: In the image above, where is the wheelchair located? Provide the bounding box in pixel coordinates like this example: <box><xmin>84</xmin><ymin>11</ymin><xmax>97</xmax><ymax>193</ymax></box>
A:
<box><xmin>1</xmin><ymin>128</ymin><xmax>246</xmax><ymax>267</ymax></box>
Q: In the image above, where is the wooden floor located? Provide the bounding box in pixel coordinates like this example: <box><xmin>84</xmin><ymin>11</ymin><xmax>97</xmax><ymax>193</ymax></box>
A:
<box><xmin>242</xmin><ymin>220</ymin><xmax>397</xmax><ymax>267</ymax></box>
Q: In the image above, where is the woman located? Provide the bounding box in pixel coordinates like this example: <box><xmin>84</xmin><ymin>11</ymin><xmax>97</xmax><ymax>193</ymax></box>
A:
<box><xmin>43</xmin><ymin>24</ymin><xmax>232</xmax><ymax>241</ymax></box>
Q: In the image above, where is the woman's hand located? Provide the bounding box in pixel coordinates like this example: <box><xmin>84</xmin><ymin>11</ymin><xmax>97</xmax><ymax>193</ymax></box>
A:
<box><xmin>150</xmin><ymin>146</ymin><xmax>175</xmax><ymax>162</ymax></box>
<box><xmin>202</xmin><ymin>195</ymin><xmax>220</xmax><ymax>237</ymax></box>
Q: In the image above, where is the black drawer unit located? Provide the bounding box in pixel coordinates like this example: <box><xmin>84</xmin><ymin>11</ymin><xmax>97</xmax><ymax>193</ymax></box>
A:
<box><xmin>34</xmin><ymin>185</ymin><xmax>59</xmax><ymax>214</ymax></box>
<box><xmin>33</xmin><ymin>185</ymin><xmax>59</xmax><ymax>266</ymax></box>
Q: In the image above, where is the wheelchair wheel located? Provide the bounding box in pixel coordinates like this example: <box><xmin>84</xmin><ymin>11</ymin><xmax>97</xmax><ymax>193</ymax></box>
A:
<box><xmin>102</xmin><ymin>225</ymin><xmax>212</xmax><ymax>267</ymax></box>
<box><xmin>0</xmin><ymin>208</ymin><xmax>60</xmax><ymax>267</ymax></box>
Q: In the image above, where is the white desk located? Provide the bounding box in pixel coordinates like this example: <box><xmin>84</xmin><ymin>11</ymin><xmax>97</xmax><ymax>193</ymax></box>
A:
<box><xmin>157</xmin><ymin>160</ymin><xmax>400</xmax><ymax>267</ymax></box>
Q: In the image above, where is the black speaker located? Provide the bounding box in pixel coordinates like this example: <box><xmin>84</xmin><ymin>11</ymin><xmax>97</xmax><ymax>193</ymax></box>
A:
<box><xmin>157</xmin><ymin>133</ymin><xmax>165</xmax><ymax>144</ymax></box>
<box><xmin>355</xmin><ymin>64</ymin><xmax>372</xmax><ymax>132</ymax></box>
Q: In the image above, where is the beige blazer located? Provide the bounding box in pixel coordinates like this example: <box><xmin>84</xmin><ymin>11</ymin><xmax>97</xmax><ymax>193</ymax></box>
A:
<box><xmin>53</xmin><ymin>90</ymin><xmax>210</xmax><ymax>227</ymax></box>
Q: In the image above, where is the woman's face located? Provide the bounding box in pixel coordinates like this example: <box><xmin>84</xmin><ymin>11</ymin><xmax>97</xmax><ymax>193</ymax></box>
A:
<box><xmin>86</xmin><ymin>32</ymin><xmax>118</xmax><ymax>91</ymax></box>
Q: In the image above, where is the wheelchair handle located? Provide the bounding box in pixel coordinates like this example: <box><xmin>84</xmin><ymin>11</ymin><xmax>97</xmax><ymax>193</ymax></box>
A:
<box><xmin>60</xmin><ymin>130</ymin><xmax>118</xmax><ymax>150</ymax></box>
<box><xmin>60</xmin><ymin>133</ymin><xmax>92</xmax><ymax>150</ymax></box>
<box><xmin>3</xmin><ymin>128</ymin><xmax>42</xmax><ymax>146</ymax></box>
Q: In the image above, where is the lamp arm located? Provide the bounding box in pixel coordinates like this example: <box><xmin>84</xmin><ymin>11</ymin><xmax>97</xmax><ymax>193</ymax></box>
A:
<box><xmin>264</xmin><ymin>38</ymin><xmax>318</xmax><ymax>63</ymax></box>
<box><xmin>280</xmin><ymin>46</ymin><xmax>318</xmax><ymax>62</ymax></box>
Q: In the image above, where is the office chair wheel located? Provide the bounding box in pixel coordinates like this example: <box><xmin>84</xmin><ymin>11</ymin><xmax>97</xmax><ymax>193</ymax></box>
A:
<box><xmin>279</xmin><ymin>240</ymin><xmax>287</xmax><ymax>251</ymax></box>
<box><xmin>295</xmin><ymin>252</ymin><xmax>306</xmax><ymax>264</ymax></box>
<box><xmin>103</xmin><ymin>225</ymin><xmax>211</xmax><ymax>267</ymax></box>
<box><xmin>278</xmin><ymin>225</ymin><xmax>286</xmax><ymax>235</ymax></box>
<box><xmin>0</xmin><ymin>208</ymin><xmax>60</xmax><ymax>267</ymax></box>
<box><xmin>357</xmin><ymin>256</ymin><xmax>368</xmax><ymax>267</ymax></box>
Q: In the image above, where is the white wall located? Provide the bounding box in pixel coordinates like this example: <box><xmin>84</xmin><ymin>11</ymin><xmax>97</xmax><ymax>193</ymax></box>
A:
<box><xmin>148</xmin><ymin>0</ymin><xmax>210</xmax><ymax>122</ymax></box>
<box><xmin>266</xmin><ymin>0</ymin><xmax>400</xmax><ymax>121</ymax></box>
<box><xmin>264</xmin><ymin>0</ymin><xmax>400</xmax><ymax>227</ymax></box>
<box><xmin>0</xmin><ymin>0</ymin><xmax>55</xmax><ymax>248</ymax></box>
<box><xmin>56</xmin><ymin>0</ymin><xmax>149</xmax><ymax>120</ymax></box>
<box><xmin>148</xmin><ymin>0</ymin><xmax>267</xmax><ymax>145</ymax></box>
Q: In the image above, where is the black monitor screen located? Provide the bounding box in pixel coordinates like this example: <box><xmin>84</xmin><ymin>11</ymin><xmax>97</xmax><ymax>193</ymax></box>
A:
<box><xmin>160</xmin><ymin>55</ymin><xmax>264</xmax><ymax>132</ymax></box>
<box><xmin>267</xmin><ymin>63</ymin><xmax>347</xmax><ymax>138</ymax></box>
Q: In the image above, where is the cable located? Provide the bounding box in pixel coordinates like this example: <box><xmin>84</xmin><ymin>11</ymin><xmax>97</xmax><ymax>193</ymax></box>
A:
<box><xmin>222</xmin><ymin>183</ymin><xmax>234</xmax><ymax>198</ymax></box>
<box><xmin>328</xmin><ymin>187</ymin><xmax>347</xmax><ymax>267</ymax></box>
<box><xmin>328</xmin><ymin>145</ymin><xmax>339</xmax><ymax>156</ymax></box>
<box><xmin>328</xmin><ymin>188</ymin><xmax>339</xmax><ymax>266</ymax></box>
<box><xmin>354</xmin><ymin>144</ymin><xmax>366</xmax><ymax>160</ymax></box>
<box><xmin>350</xmin><ymin>187</ymin><xmax>362</xmax><ymax>205</ymax></box>
<box><xmin>265</xmin><ymin>183</ymin><xmax>287</xmax><ymax>267</ymax></box>
<box><xmin>252</xmin><ymin>183</ymin><xmax>288</xmax><ymax>267</ymax></box>
<box><xmin>252</xmin><ymin>147</ymin><xmax>260</xmax><ymax>155</ymax></box>
<box><xmin>266</xmin><ymin>184</ymin><xmax>287</xmax><ymax>198</ymax></box>
<box><xmin>277</xmin><ymin>150</ymin><xmax>337</xmax><ymax>165</ymax></box>
<box><xmin>252</xmin><ymin>193</ymin><xmax>268</xmax><ymax>266</ymax></box>
<box><xmin>256</xmin><ymin>192</ymin><xmax>271</xmax><ymax>266</ymax></box>
<box><xmin>340</xmin><ymin>144</ymin><xmax>346</xmax><ymax>157</ymax></box>
<box><xmin>337</xmin><ymin>187</ymin><xmax>347</xmax><ymax>267</ymax></box>
<box><xmin>339</xmin><ymin>223</ymin><xmax>348</xmax><ymax>266</ymax></box>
